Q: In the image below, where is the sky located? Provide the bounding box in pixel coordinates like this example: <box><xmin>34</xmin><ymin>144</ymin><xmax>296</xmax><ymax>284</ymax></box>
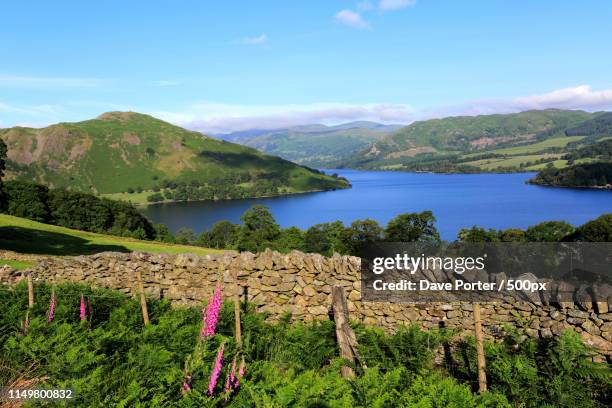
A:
<box><xmin>1</xmin><ymin>0</ymin><xmax>612</xmax><ymax>133</ymax></box>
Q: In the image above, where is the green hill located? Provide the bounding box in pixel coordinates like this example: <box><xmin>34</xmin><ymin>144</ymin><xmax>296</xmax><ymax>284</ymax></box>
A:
<box><xmin>1</xmin><ymin>112</ymin><xmax>349</xmax><ymax>202</ymax></box>
<box><xmin>0</xmin><ymin>213</ymin><xmax>221</xmax><ymax>256</ymax></box>
<box><xmin>217</xmin><ymin>121</ymin><xmax>399</xmax><ymax>167</ymax></box>
<box><xmin>340</xmin><ymin>109</ymin><xmax>612</xmax><ymax>172</ymax></box>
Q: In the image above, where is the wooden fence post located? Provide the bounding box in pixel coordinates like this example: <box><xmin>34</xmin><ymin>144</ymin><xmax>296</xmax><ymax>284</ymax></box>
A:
<box><xmin>135</xmin><ymin>270</ymin><xmax>150</xmax><ymax>325</ymax></box>
<box><xmin>27</xmin><ymin>273</ymin><xmax>34</xmax><ymax>308</ymax></box>
<box><xmin>473</xmin><ymin>303</ymin><xmax>487</xmax><ymax>392</ymax></box>
<box><xmin>332</xmin><ymin>285</ymin><xmax>362</xmax><ymax>378</ymax></box>
<box><xmin>233</xmin><ymin>270</ymin><xmax>242</xmax><ymax>346</ymax></box>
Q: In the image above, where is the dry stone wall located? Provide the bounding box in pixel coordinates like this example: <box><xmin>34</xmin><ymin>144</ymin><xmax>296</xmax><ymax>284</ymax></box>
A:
<box><xmin>2</xmin><ymin>250</ymin><xmax>610</xmax><ymax>354</ymax></box>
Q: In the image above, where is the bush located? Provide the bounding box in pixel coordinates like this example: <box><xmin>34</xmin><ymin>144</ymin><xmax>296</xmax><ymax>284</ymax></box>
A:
<box><xmin>1</xmin><ymin>282</ymin><xmax>607</xmax><ymax>407</ymax></box>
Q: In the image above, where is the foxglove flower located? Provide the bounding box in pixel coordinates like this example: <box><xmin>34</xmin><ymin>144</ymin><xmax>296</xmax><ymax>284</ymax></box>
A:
<box><xmin>207</xmin><ymin>343</ymin><xmax>224</xmax><ymax>396</ymax></box>
<box><xmin>201</xmin><ymin>283</ymin><xmax>222</xmax><ymax>338</ymax></box>
<box><xmin>181</xmin><ymin>374</ymin><xmax>192</xmax><ymax>395</ymax></box>
<box><xmin>229</xmin><ymin>356</ymin><xmax>237</xmax><ymax>389</ymax></box>
<box><xmin>80</xmin><ymin>294</ymin><xmax>86</xmax><ymax>321</ymax></box>
<box><xmin>47</xmin><ymin>290</ymin><xmax>56</xmax><ymax>322</ymax></box>
<box><xmin>235</xmin><ymin>357</ymin><xmax>245</xmax><ymax>388</ymax></box>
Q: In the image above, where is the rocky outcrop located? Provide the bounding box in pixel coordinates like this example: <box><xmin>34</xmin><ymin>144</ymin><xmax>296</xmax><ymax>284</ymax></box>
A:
<box><xmin>3</xmin><ymin>250</ymin><xmax>610</xmax><ymax>355</ymax></box>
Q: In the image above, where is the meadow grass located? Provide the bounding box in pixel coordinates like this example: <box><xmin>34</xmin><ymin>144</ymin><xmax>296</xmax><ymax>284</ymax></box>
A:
<box><xmin>0</xmin><ymin>214</ymin><xmax>222</xmax><ymax>257</ymax></box>
<box><xmin>484</xmin><ymin>136</ymin><xmax>585</xmax><ymax>155</ymax></box>
<box><xmin>0</xmin><ymin>258</ymin><xmax>33</xmax><ymax>269</ymax></box>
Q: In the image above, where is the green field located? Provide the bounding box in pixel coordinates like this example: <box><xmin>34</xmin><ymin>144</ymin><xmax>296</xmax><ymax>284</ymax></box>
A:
<box><xmin>484</xmin><ymin>136</ymin><xmax>586</xmax><ymax>155</ymax></box>
<box><xmin>0</xmin><ymin>258</ymin><xmax>33</xmax><ymax>269</ymax></box>
<box><xmin>0</xmin><ymin>214</ymin><xmax>221</xmax><ymax>256</ymax></box>
<box><xmin>464</xmin><ymin>153</ymin><xmax>561</xmax><ymax>170</ymax></box>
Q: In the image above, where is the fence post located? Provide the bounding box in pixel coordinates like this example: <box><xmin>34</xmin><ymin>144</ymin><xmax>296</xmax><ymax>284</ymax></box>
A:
<box><xmin>233</xmin><ymin>270</ymin><xmax>242</xmax><ymax>346</ymax></box>
<box><xmin>135</xmin><ymin>270</ymin><xmax>150</xmax><ymax>325</ymax></box>
<box><xmin>27</xmin><ymin>273</ymin><xmax>34</xmax><ymax>308</ymax></box>
<box><xmin>473</xmin><ymin>303</ymin><xmax>487</xmax><ymax>392</ymax></box>
<box><xmin>332</xmin><ymin>286</ymin><xmax>359</xmax><ymax>378</ymax></box>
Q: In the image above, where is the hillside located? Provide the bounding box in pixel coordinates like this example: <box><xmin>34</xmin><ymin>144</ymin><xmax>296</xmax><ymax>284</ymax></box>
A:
<box><xmin>341</xmin><ymin>109</ymin><xmax>612</xmax><ymax>172</ymax></box>
<box><xmin>216</xmin><ymin>121</ymin><xmax>399</xmax><ymax>167</ymax></box>
<box><xmin>0</xmin><ymin>213</ymin><xmax>221</xmax><ymax>256</ymax></box>
<box><xmin>1</xmin><ymin>112</ymin><xmax>350</xmax><ymax>202</ymax></box>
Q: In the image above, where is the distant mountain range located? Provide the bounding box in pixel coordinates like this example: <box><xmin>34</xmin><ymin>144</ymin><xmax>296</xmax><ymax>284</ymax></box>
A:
<box><xmin>1</xmin><ymin>112</ymin><xmax>349</xmax><ymax>202</ymax></box>
<box><xmin>338</xmin><ymin>109</ymin><xmax>612</xmax><ymax>173</ymax></box>
<box><xmin>215</xmin><ymin>121</ymin><xmax>401</xmax><ymax>167</ymax></box>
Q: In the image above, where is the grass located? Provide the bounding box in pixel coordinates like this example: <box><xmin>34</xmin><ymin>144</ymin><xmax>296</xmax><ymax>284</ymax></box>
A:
<box><xmin>465</xmin><ymin>154</ymin><xmax>561</xmax><ymax>170</ymax></box>
<box><xmin>0</xmin><ymin>214</ymin><xmax>222</xmax><ymax>257</ymax></box>
<box><xmin>0</xmin><ymin>258</ymin><xmax>33</xmax><ymax>270</ymax></box>
<box><xmin>484</xmin><ymin>136</ymin><xmax>586</xmax><ymax>155</ymax></box>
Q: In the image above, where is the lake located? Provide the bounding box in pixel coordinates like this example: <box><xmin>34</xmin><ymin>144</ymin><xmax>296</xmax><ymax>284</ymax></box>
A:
<box><xmin>143</xmin><ymin>169</ymin><xmax>612</xmax><ymax>241</ymax></box>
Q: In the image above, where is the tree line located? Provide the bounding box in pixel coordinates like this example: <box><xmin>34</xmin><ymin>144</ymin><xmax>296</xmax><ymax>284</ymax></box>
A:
<box><xmin>162</xmin><ymin>205</ymin><xmax>612</xmax><ymax>255</ymax></box>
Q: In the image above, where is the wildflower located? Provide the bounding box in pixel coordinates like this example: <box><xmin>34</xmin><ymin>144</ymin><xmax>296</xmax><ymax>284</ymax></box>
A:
<box><xmin>80</xmin><ymin>294</ymin><xmax>86</xmax><ymax>321</ymax></box>
<box><xmin>229</xmin><ymin>356</ymin><xmax>237</xmax><ymax>389</ymax></box>
<box><xmin>19</xmin><ymin>313</ymin><xmax>28</xmax><ymax>336</ymax></box>
<box><xmin>238</xmin><ymin>357</ymin><xmax>245</xmax><ymax>378</ymax></box>
<box><xmin>181</xmin><ymin>374</ymin><xmax>192</xmax><ymax>395</ymax></box>
<box><xmin>234</xmin><ymin>356</ymin><xmax>245</xmax><ymax>388</ymax></box>
<box><xmin>207</xmin><ymin>343</ymin><xmax>225</xmax><ymax>396</ymax></box>
<box><xmin>201</xmin><ymin>283</ymin><xmax>222</xmax><ymax>338</ymax></box>
<box><xmin>47</xmin><ymin>290</ymin><xmax>56</xmax><ymax>322</ymax></box>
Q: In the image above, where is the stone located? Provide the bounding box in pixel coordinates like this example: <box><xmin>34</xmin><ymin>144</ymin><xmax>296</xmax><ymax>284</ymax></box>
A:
<box><xmin>303</xmin><ymin>286</ymin><xmax>317</xmax><ymax>297</ymax></box>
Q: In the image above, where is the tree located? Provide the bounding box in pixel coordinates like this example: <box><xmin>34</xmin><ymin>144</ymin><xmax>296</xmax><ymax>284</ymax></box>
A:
<box><xmin>3</xmin><ymin>180</ymin><xmax>50</xmax><ymax>222</ymax></box>
<box><xmin>526</xmin><ymin>221</ymin><xmax>574</xmax><ymax>242</ymax></box>
<box><xmin>200</xmin><ymin>220</ymin><xmax>239</xmax><ymax>249</ymax></box>
<box><xmin>343</xmin><ymin>219</ymin><xmax>383</xmax><ymax>255</ymax></box>
<box><xmin>175</xmin><ymin>227</ymin><xmax>197</xmax><ymax>244</ymax></box>
<box><xmin>384</xmin><ymin>211</ymin><xmax>440</xmax><ymax>243</ymax></box>
<box><xmin>458</xmin><ymin>226</ymin><xmax>499</xmax><ymax>242</ymax></box>
<box><xmin>565</xmin><ymin>214</ymin><xmax>612</xmax><ymax>242</ymax></box>
<box><xmin>236</xmin><ymin>205</ymin><xmax>281</xmax><ymax>252</ymax></box>
<box><xmin>154</xmin><ymin>223</ymin><xmax>175</xmax><ymax>243</ymax></box>
<box><xmin>273</xmin><ymin>227</ymin><xmax>305</xmax><ymax>253</ymax></box>
<box><xmin>304</xmin><ymin>221</ymin><xmax>348</xmax><ymax>256</ymax></box>
<box><xmin>147</xmin><ymin>192</ymin><xmax>164</xmax><ymax>202</ymax></box>
<box><xmin>499</xmin><ymin>228</ymin><xmax>526</xmax><ymax>242</ymax></box>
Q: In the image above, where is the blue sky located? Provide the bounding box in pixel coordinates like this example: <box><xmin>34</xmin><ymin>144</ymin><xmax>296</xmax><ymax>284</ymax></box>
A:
<box><xmin>1</xmin><ymin>0</ymin><xmax>612</xmax><ymax>132</ymax></box>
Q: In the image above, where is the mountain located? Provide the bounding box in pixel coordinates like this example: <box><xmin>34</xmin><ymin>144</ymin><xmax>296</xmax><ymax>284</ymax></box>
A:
<box><xmin>216</xmin><ymin>121</ymin><xmax>401</xmax><ymax>167</ymax></box>
<box><xmin>340</xmin><ymin>109</ymin><xmax>612</xmax><ymax>172</ymax></box>
<box><xmin>1</xmin><ymin>112</ymin><xmax>349</xmax><ymax>202</ymax></box>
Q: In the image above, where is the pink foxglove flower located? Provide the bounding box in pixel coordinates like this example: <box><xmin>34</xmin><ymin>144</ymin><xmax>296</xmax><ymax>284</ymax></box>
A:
<box><xmin>229</xmin><ymin>356</ymin><xmax>237</xmax><ymax>389</ymax></box>
<box><xmin>207</xmin><ymin>343</ymin><xmax>224</xmax><ymax>396</ymax></box>
<box><xmin>47</xmin><ymin>290</ymin><xmax>56</xmax><ymax>322</ymax></box>
<box><xmin>181</xmin><ymin>374</ymin><xmax>192</xmax><ymax>395</ymax></box>
<box><xmin>238</xmin><ymin>357</ymin><xmax>245</xmax><ymax>378</ymax></box>
<box><xmin>201</xmin><ymin>283</ymin><xmax>222</xmax><ymax>338</ymax></box>
<box><xmin>80</xmin><ymin>294</ymin><xmax>86</xmax><ymax>321</ymax></box>
<box><xmin>234</xmin><ymin>357</ymin><xmax>245</xmax><ymax>388</ymax></box>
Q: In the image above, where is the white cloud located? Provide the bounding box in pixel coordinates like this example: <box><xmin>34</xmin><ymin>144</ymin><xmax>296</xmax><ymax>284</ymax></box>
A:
<box><xmin>241</xmin><ymin>34</ymin><xmax>267</xmax><ymax>45</ymax></box>
<box><xmin>3</xmin><ymin>85</ymin><xmax>612</xmax><ymax>133</ymax></box>
<box><xmin>0</xmin><ymin>74</ymin><xmax>102</xmax><ymax>89</ymax></box>
<box><xmin>149</xmin><ymin>85</ymin><xmax>612</xmax><ymax>134</ymax></box>
<box><xmin>335</xmin><ymin>9</ymin><xmax>370</xmax><ymax>29</ymax></box>
<box><xmin>511</xmin><ymin>85</ymin><xmax>612</xmax><ymax>111</ymax></box>
<box><xmin>151</xmin><ymin>102</ymin><xmax>416</xmax><ymax>133</ymax></box>
<box><xmin>379</xmin><ymin>0</ymin><xmax>416</xmax><ymax>11</ymax></box>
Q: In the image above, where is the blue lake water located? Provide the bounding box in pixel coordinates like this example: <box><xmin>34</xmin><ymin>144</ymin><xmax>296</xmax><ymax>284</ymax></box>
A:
<box><xmin>143</xmin><ymin>169</ymin><xmax>612</xmax><ymax>241</ymax></box>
